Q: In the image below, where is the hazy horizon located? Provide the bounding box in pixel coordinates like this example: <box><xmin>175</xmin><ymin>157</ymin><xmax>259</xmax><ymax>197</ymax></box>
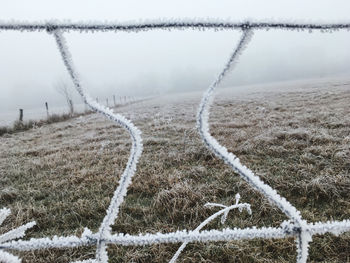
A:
<box><xmin>1</xmin><ymin>0</ymin><xmax>349</xmax><ymax>112</ymax></box>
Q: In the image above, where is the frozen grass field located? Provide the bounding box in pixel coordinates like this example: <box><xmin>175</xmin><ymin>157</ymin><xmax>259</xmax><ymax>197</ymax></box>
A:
<box><xmin>1</xmin><ymin>78</ymin><xmax>349</xmax><ymax>262</ymax></box>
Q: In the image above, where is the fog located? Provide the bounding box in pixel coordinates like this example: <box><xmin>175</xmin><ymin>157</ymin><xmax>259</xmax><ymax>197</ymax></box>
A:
<box><xmin>1</xmin><ymin>0</ymin><xmax>350</xmax><ymax>113</ymax></box>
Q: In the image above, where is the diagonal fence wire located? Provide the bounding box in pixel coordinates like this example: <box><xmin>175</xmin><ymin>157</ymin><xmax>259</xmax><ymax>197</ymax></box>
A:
<box><xmin>52</xmin><ymin>29</ymin><xmax>143</xmax><ymax>262</ymax></box>
<box><xmin>195</xmin><ymin>27</ymin><xmax>313</xmax><ymax>262</ymax></box>
<box><xmin>0</xmin><ymin>19</ymin><xmax>350</xmax><ymax>263</ymax></box>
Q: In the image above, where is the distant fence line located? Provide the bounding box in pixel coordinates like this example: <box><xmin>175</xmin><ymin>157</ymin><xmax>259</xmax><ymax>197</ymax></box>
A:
<box><xmin>0</xmin><ymin>95</ymin><xmax>136</xmax><ymax>126</ymax></box>
<box><xmin>0</xmin><ymin>19</ymin><xmax>350</xmax><ymax>263</ymax></box>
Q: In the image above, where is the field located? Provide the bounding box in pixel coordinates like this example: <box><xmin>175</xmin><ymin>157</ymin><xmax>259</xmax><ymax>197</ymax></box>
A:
<box><xmin>1</xmin><ymin>78</ymin><xmax>349</xmax><ymax>262</ymax></box>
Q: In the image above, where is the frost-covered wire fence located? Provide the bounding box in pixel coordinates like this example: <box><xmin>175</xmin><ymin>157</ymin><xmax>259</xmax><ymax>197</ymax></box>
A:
<box><xmin>0</xmin><ymin>19</ymin><xmax>350</xmax><ymax>263</ymax></box>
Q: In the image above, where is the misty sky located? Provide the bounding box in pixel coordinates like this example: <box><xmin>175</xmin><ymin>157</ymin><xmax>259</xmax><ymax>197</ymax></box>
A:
<box><xmin>1</xmin><ymin>0</ymin><xmax>350</xmax><ymax>111</ymax></box>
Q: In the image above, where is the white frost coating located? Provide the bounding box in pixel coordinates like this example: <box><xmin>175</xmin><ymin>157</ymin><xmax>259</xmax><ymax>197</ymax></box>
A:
<box><xmin>0</xmin><ymin>208</ymin><xmax>11</xmax><ymax>226</ymax></box>
<box><xmin>0</xmin><ymin>18</ymin><xmax>350</xmax><ymax>33</ymax></box>
<box><xmin>0</xmin><ymin>19</ymin><xmax>349</xmax><ymax>263</ymax></box>
<box><xmin>296</xmin><ymin>228</ymin><xmax>312</xmax><ymax>263</ymax></box>
<box><xmin>0</xmin><ymin>250</ymin><xmax>21</xmax><ymax>263</ymax></box>
<box><xmin>71</xmin><ymin>260</ymin><xmax>97</xmax><ymax>263</ymax></box>
<box><xmin>0</xmin><ymin>222</ymin><xmax>36</xmax><ymax>244</ymax></box>
<box><xmin>309</xmin><ymin>219</ymin><xmax>350</xmax><ymax>236</ymax></box>
<box><xmin>0</xmin><ymin>208</ymin><xmax>35</xmax><ymax>262</ymax></box>
<box><xmin>1</xmin><ymin>235</ymin><xmax>94</xmax><ymax>251</ymax></box>
<box><xmin>197</xmin><ymin>29</ymin><xmax>303</xmax><ymax>221</ymax></box>
<box><xmin>2</xmin><ymin>219</ymin><xmax>350</xmax><ymax>250</ymax></box>
<box><xmin>196</xmin><ymin>28</ymin><xmax>306</xmax><ymax>262</ymax></box>
<box><xmin>169</xmin><ymin>194</ymin><xmax>251</xmax><ymax>263</ymax></box>
<box><xmin>52</xmin><ymin>30</ymin><xmax>143</xmax><ymax>262</ymax></box>
<box><xmin>197</xmin><ymin>28</ymin><xmax>305</xmax><ymax>220</ymax></box>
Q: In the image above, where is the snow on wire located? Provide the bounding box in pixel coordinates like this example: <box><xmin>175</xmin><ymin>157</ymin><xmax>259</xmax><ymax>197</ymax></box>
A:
<box><xmin>0</xmin><ymin>19</ymin><xmax>350</xmax><ymax>263</ymax></box>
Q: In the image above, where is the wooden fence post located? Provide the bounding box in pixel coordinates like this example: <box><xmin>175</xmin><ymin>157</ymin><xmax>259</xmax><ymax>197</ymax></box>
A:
<box><xmin>113</xmin><ymin>95</ymin><xmax>116</xmax><ymax>107</ymax></box>
<box><xmin>45</xmin><ymin>102</ymin><xmax>49</xmax><ymax>117</ymax></box>
<box><xmin>19</xmin><ymin>109</ymin><xmax>23</xmax><ymax>122</ymax></box>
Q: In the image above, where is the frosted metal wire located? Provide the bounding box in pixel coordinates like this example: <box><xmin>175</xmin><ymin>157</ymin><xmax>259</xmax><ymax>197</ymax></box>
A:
<box><xmin>0</xmin><ymin>19</ymin><xmax>350</xmax><ymax>263</ymax></box>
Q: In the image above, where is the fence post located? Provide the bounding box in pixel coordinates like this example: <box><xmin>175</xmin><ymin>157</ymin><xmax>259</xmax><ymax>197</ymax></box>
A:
<box><xmin>106</xmin><ymin>98</ymin><xmax>109</xmax><ymax>107</ymax></box>
<box><xmin>19</xmin><ymin>109</ymin><xmax>23</xmax><ymax>122</ymax></box>
<box><xmin>68</xmin><ymin>99</ymin><xmax>74</xmax><ymax>115</ymax></box>
<box><xmin>45</xmin><ymin>102</ymin><xmax>49</xmax><ymax>117</ymax></box>
<box><xmin>113</xmin><ymin>95</ymin><xmax>116</xmax><ymax>107</ymax></box>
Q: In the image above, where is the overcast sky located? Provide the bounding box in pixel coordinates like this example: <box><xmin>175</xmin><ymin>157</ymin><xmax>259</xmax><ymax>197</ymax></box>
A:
<box><xmin>1</xmin><ymin>0</ymin><xmax>350</xmax><ymax>112</ymax></box>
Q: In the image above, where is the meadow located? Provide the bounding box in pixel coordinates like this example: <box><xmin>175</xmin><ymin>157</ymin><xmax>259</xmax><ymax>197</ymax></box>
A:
<box><xmin>1</xmin><ymin>78</ymin><xmax>349</xmax><ymax>262</ymax></box>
